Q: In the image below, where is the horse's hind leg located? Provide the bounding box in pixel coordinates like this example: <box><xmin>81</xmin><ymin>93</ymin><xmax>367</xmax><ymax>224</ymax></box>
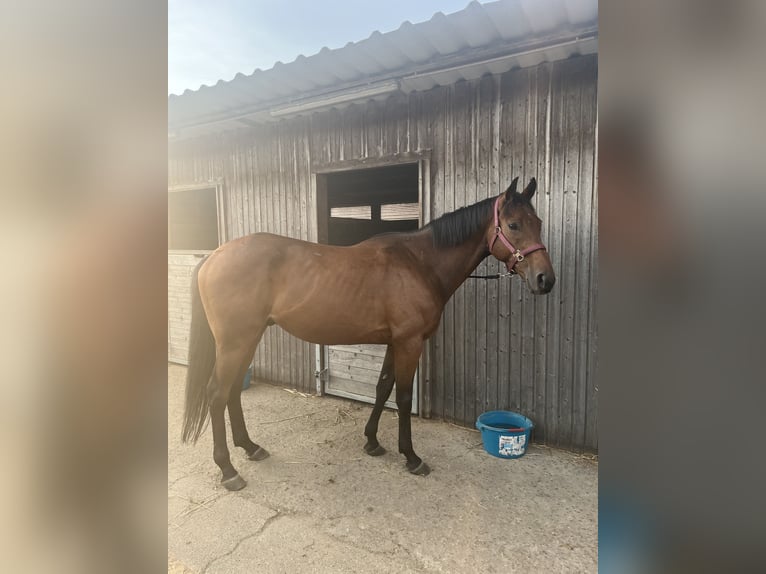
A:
<box><xmin>363</xmin><ymin>345</ymin><xmax>395</xmax><ymax>456</ymax></box>
<box><xmin>208</xmin><ymin>344</ymin><xmax>254</xmax><ymax>491</ymax></box>
<box><xmin>228</xmin><ymin>328</ymin><xmax>270</xmax><ymax>461</ymax></box>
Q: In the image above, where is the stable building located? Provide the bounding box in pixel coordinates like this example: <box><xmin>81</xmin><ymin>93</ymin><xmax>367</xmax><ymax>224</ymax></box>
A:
<box><xmin>168</xmin><ymin>0</ymin><xmax>598</xmax><ymax>451</ymax></box>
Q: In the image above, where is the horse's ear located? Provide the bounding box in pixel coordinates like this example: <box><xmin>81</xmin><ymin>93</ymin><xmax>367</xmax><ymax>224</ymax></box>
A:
<box><xmin>522</xmin><ymin>177</ymin><xmax>537</xmax><ymax>200</ymax></box>
<box><xmin>504</xmin><ymin>177</ymin><xmax>519</xmax><ymax>200</ymax></box>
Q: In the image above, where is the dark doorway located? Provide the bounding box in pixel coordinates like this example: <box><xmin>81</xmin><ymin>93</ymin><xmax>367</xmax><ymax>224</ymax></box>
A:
<box><xmin>316</xmin><ymin>162</ymin><xmax>421</xmax><ymax>412</ymax></box>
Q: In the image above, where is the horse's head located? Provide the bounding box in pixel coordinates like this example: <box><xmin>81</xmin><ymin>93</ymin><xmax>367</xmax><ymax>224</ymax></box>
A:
<box><xmin>487</xmin><ymin>177</ymin><xmax>555</xmax><ymax>294</ymax></box>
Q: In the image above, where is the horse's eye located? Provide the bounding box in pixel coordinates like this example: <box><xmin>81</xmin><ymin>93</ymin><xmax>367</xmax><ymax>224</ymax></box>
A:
<box><xmin>508</xmin><ymin>222</ymin><xmax>519</xmax><ymax>231</ymax></box>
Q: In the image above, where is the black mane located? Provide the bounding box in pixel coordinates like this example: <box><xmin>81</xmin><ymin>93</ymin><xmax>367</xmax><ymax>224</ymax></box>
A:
<box><xmin>426</xmin><ymin>197</ymin><xmax>496</xmax><ymax>249</ymax></box>
<box><xmin>424</xmin><ymin>193</ymin><xmax>535</xmax><ymax>249</ymax></box>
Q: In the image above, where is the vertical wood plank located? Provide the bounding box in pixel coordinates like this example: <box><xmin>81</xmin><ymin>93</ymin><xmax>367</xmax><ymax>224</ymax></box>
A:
<box><xmin>533</xmin><ymin>64</ymin><xmax>552</xmax><ymax>436</ymax></box>
<box><xmin>429</xmin><ymin>86</ymin><xmax>446</xmax><ymax>419</ymax></box>
<box><xmin>486</xmin><ymin>74</ymin><xmax>502</xmax><ymax>413</ymax></box>
<box><xmin>585</xmin><ymin>82</ymin><xmax>599</xmax><ymax>452</ymax></box>
<box><xmin>544</xmin><ymin>60</ymin><xmax>567</xmax><ymax>446</ymax></box>
<box><xmin>520</xmin><ymin>67</ymin><xmax>537</xmax><ymax>421</ymax></box>
<box><xmin>453</xmin><ymin>80</ymin><xmax>470</xmax><ymax>424</ymax></box>
<box><xmin>572</xmin><ymin>58</ymin><xmax>597</xmax><ymax>450</ymax></box>
<box><xmin>282</xmin><ymin>122</ymin><xmax>296</xmax><ymax>388</ymax></box>
<box><xmin>443</xmin><ymin>84</ymin><xmax>456</xmax><ymax>422</ymax></box>
<box><xmin>463</xmin><ymin>79</ymin><xmax>479</xmax><ymax>425</ymax></box>
<box><xmin>509</xmin><ymin>67</ymin><xmax>528</xmax><ymax>414</ymax></box>
<box><xmin>558</xmin><ymin>58</ymin><xmax>584</xmax><ymax>449</ymax></box>
<box><xmin>475</xmin><ymin>74</ymin><xmax>494</xmax><ymax>418</ymax></box>
<box><xmin>497</xmin><ymin>70</ymin><xmax>514</xmax><ymax>414</ymax></box>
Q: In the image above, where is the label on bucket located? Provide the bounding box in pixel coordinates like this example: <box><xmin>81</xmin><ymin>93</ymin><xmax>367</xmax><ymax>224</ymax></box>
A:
<box><xmin>499</xmin><ymin>434</ymin><xmax>526</xmax><ymax>456</ymax></box>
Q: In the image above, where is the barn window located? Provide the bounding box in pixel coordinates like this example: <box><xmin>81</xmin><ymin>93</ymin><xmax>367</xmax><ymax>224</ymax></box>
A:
<box><xmin>330</xmin><ymin>205</ymin><xmax>372</xmax><ymax>220</ymax></box>
<box><xmin>168</xmin><ymin>186</ymin><xmax>220</xmax><ymax>250</ymax></box>
<box><xmin>381</xmin><ymin>202</ymin><xmax>419</xmax><ymax>221</ymax></box>
<box><xmin>320</xmin><ymin>163</ymin><xmax>420</xmax><ymax>246</ymax></box>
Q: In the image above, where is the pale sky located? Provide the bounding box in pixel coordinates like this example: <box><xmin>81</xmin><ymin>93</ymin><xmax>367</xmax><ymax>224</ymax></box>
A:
<box><xmin>168</xmin><ymin>0</ymin><xmax>482</xmax><ymax>95</ymax></box>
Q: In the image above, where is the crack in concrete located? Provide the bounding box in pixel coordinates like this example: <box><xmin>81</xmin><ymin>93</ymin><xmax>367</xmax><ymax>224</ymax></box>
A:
<box><xmin>200</xmin><ymin>509</ymin><xmax>285</xmax><ymax>574</ymax></box>
<box><xmin>197</xmin><ymin>504</ymin><xmax>434</xmax><ymax>573</ymax></box>
<box><xmin>170</xmin><ymin>492</ymin><xmax>227</xmax><ymax>527</ymax></box>
<box><xmin>167</xmin><ymin>468</ymin><xmax>210</xmax><ymax>492</ymax></box>
<box><xmin>319</xmin><ymin>527</ymin><xmax>435</xmax><ymax>573</ymax></box>
<box><xmin>167</xmin><ymin>473</ymin><xmax>191</xmax><ymax>490</ymax></box>
<box><xmin>256</xmin><ymin>507</ymin><xmax>433</xmax><ymax>572</ymax></box>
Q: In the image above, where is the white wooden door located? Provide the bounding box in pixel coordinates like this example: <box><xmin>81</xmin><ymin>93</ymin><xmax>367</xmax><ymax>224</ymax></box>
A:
<box><xmin>324</xmin><ymin>344</ymin><xmax>418</xmax><ymax>413</ymax></box>
<box><xmin>168</xmin><ymin>252</ymin><xmax>208</xmax><ymax>364</ymax></box>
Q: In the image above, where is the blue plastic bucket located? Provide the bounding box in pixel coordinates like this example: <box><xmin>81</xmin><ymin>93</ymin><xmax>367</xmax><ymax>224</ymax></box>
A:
<box><xmin>475</xmin><ymin>410</ymin><xmax>533</xmax><ymax>459</ymax></box>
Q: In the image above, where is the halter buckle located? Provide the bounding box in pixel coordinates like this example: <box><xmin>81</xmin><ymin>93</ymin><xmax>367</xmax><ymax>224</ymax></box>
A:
<box><xmin>514</xmin><ymin>251</ymin><xmax>524</xmax><ymax>262</ymax></box>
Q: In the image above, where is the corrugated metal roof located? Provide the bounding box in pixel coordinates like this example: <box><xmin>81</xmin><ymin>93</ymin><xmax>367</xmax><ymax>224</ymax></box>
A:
<box><xmin>169</xmin><ymin>0</ymin><xmax>597</xmax><ymax>138</ymax></box>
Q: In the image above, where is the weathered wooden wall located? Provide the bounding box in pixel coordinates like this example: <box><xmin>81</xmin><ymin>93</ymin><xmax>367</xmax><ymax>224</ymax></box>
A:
<box><xmin>168</xmin><ymin>54</ymin><xmax>598</xmax><ymax>451</ymax></box>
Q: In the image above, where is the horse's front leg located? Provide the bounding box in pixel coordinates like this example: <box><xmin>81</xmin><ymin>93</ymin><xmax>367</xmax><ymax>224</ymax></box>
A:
<box><xmin>393</xmin><ymin>339</ymin><xmax>430</xmax><ymax>476</ymax></box>
<box><xmin>363</xmin><ymin>345</ymin><xmax>395</xmax><ymax>456</ymax></box>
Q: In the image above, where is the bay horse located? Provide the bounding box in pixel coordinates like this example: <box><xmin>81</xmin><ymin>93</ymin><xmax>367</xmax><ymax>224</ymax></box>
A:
<box><xmin>182</xmin><ymin>176</ymin><xmax>555</xmax><ymax>490</ymax></box>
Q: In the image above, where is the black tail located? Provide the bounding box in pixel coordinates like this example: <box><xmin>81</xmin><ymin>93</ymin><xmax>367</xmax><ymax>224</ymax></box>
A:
<box><xmin>181</xmin><ymin>258</ymin><xmax>216</xmax><ymax>443</ymax></box>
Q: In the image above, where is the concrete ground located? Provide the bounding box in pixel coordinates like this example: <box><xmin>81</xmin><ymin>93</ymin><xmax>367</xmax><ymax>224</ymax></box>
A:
<box><xmin>168</xmin><ymin>365</ymin><xmax>597</xmax><ymax>573</ymax></box>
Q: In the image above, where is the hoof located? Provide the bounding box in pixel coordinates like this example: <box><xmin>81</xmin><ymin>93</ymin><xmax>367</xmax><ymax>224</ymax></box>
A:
<box><xmin>248</xmin><ymin>446</ymin><xmax>270</xmax><ymax>461</ymax></box>
<box><xmin>221</xmin><ymin>473</ymin><xmax>247</xmax><ymax>491</ymax></box>
<box><xmin>407</xmin><ymin>461</ymin><xmax>431</xmax><ymax>476</ymax></box>
<box><xmin>364</xmin><ymin>444</ymin><xmax>386</xmax><ymax>457</ymax></box>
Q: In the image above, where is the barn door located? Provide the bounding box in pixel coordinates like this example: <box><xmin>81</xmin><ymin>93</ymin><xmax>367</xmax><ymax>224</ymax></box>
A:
<box><xmin>326</xmin><ymin>344</ymin><xmax>405</xmax><ymax>411</ymax></box>
<box><xmin>167</xmin><ymin>183</ymin><xmax>224</xmax><ymax>364</ymax></box>
<box><xmin>316</xmin><ymin>161</ymin><xmax>425</xmax><ymax>413</ymax></box>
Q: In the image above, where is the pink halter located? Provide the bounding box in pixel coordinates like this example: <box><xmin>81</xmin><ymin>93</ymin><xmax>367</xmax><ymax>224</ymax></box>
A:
<box><xmin>488</xmin><ymin>195</ymin><xmax>547</xmax><ymax>274</ymax></box>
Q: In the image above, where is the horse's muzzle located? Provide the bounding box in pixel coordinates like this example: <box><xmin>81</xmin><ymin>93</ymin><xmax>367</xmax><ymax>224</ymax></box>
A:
<box><xmin>536</xmin><ymin>272</ymin><xmax>555</xmax><ymax>293</ymax></box>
